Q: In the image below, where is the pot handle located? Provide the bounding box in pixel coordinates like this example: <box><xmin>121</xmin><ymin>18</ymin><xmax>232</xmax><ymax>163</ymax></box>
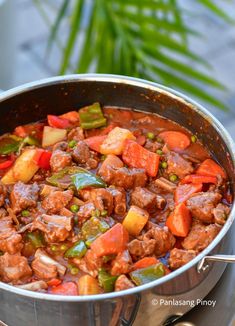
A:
<box><xmin>197</xmin><ymin>254</ymin><xmax>235</xmax><ymax>273</ymax></box>
<box><xmin>120</xmin><ymin>294</ymin><xmax>141</xmax><ymax>326</ymax></box>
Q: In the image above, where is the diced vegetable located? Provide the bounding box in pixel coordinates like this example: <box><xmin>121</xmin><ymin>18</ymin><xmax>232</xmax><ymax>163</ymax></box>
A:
<box><xmin>72</xmin><ymin>169</ymin><xmax>106</xmax><ymax>191</ymax></box>
<box><xmin>100</xmin><ymin>127</ymin><xmax>136</xmax><ymax>155</ymax></box>
<box><xmin>99</xmin><ymin>123</ymin><xmax>118</xmax><ymax>135</ymax></box>
<box><xmin>78</xmin><ymin>275</ymin><xmax>100</xmax><ymax>295</ymax></box>
<box><xmin>132</xmin><ymin>257</ymin><xmax>159</xmax><ymax>271</ymax></box>
<box><xmin>166</xmin><ymin>203</ymin><xmax>192</xmax><ymax>237</ymax></box>
<box><xmin>122</xmin><ymin>140</ymin><xmax>160</xmax><ymax>177</ymax></box>
<box><xmin>98</xmin><ymin>269</ymin><xmax>118</xmax><ymax>292</ymax></box>
<box><xmin>175</xmin><ymin>183</ymin><xmax>203</xmax><ymax>205</ymax></box>
<box><xmin>196</xmin><ymin>159</ymin><xmax>226</xmax><ymax>179</ymax></box>
<box><xmin>81</xmin><ymin>216</ymin><xmax>110</xmax><ymax>246</ymax></box>
<box><xmin>36</xmin><ymin>150</ymin><xmax>52</xmax><ymax>170</ymax></box>
<box><xmin>79</xmin><ymin>103</ymin><xmax>106</xmax><ymax>129</ymax></box>
<box><xmin>0</xmin><ymin>136</ymin><xmax>22</xmax><ymax>155</ymax></box>
<box><xmin>90</xmin><ymin>223</ymin><xmax>129</xmax><ymax>257</ymax></box>
<box><xmin>27</xmin><ymin>231</ymin><xmax>44</xmax><ymax>248</ymax></box>
<box><xmin>50</xmin><ymin>282</ymin><xmax>78</xmax><ymax>295</ymax></box>
<box><xmin>64</xmin><ymin>241</ymin><xmax>87</xmax><ymax>258</ymax></box>
<box><xmin>136</xmin><ymin>135</ymin><xmax>146</xmax><ymax>146</ymax></box>
<box><xmin>1</xmin><ymin>148</ymin><xmax>39</xmax><ymax>184</ymax></box>
<box><xmin>85</xmin><ymin>135</ymin><xmax>107</xmax><ymax>153</ymax></box>
<box><xmin>181</xmin><ymin>174</ymin><xmax>217</xmax><ymax>184</ymax></box>
<box><xmin>122</xmin><ymin>205</ymin><xmax>149</xmax><ymax>236</ymax></box>
<box><xmin>42</xmin><ymin>126</ymin><xmax>67</xmax><ymax>147</ymax></box>
<box><xmin>0</xmin><ymin>155</ymin><xmax>15</xmax><ymax>170</ymax></box>
<box><xmin>129</xmin><ymin>263</ymin><xmax>165</xmax><ymax>285</ymax></box>
<box><xmin>14</xmin><ymin>123</ymin><xmax>44</xmax><ymax>139</ymax></box>
<box><xmin>47</xmin><ymin>278</ymin><xmax>62</xmax><ymax>287</ymax></box>
<box><xmin>47</xmin><ymin>115</ymin><xmax>72</xmax><ymax>129</ymax></box>
<box><xmin>158</xmin><ymin>131</ymin><xmax>190</xmax><ymax>151</ymax></box>
<box><xmin>47</xmin><ymin>166</ymin><xmax>81</xmax><ymax>188</ymax></box>
<box><xmin>60</xmin><ymin>111</ymin><xmax>80</xmax><ymax>123</ymax></box>
<box><xmin>23</xmin><ymin>135</ymin><xmax>40</xmax><ymax>146</ymax></box>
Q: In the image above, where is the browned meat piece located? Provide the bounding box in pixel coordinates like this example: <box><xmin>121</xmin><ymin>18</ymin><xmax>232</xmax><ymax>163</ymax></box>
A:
<box><xmin>182</xmin><ymin>223</ymin><xmax>221</xmax><ymax>252</ymax></box>
<box><xmin>131</xmin><ymin>187</ymin><xmax>166</xmax><ymax>211</ymax></box>
<box><xmin>10</xmin><ymin>181</ymin><xmax>39</xmax><ymax>214</ymax></box>
<box><xmin>80</xmin><ymin>188</ymin><xmax>113</xmax><ymax>215</ymax></box>
<box><xmin>67</xmin><ymin>127</ymin><xmax>84</xmax><ymax>141</ymax></box>
<box><xmin>32</xmin><ymin>214</ymin><xmax>72</xmax><ymax>242</ymax></box>
<box><xmin>73</xmin><ymin>249</ymin><xmax>103</xmax><ymax>278</ymax></box>
<box><xmin>0</xmin><ymin>182</ymin><xmax>7</xmax><ymax>207</ymax></box>
<box><xmin>115</xmin><ymin>275</ymin><xmax>135</xmax><ymax>292</ymax></box>
<box><xmin>72</xmin><ymin>141</ymin><xmax>98</xmax><ymax>169</ymax></box>
<box><xmin>50</xmin><ymin>149</ymin><xmax>72</xmax><ymax>172</ymax></box>
<box><xmin>32</xmin><ymin>257</ymin><xmax>57</xmax><ymax>280</ymax></box>
<box><xmin>168</xmin><ymin>248</ymin><xmax>197</xmax><ymax>270</ymax></box>
<box><xmin>52</xmin><ymin>141</ymin><xmax>68</xmax><ymax>151</ymax></box>
<box><xmin>144</xmin><ymin>139</ymin><xmax>162</xmax><ymax>152</ymax></box>
<box><xmin>187</xmin><ymin>192</ymin><xmax>222</xmax><ymax>223</ymax></box>
<box><xmin>128</xmin><ymin>239</ymin><xmax>156</xmax><ymax>258</ymax></box>
<box><xmin>77</xmin><ymin>202</ymin><xmax>96</xmax><ymax>223</ymax></box>
<box><xmin>111</xmin><ymin>250</ymin><xmax>133</xmax><ymax>276</ymax></box>
<box><xmin>0</xmin><ymin>253</ymin><xmax>32</xmax><ymax>284</ymax></box>
<box><xmin>41</xmin><ymin>190</ymin><xmax>73</xmax><ymax>214</ymax></box>
<box><xmin>213</xmin><ymin>203</ymin><xmax>231</xmax><ymax>225</ymax></box>
<box><xmin>154</xmin><ymin>177</ymin><xmax>176</xmax><ymax>193</ymax></box>
<box><xmin>141</xmin><ymin>226</ymin><xmax>176</xmax><ymax>257</ymax></box>
<box><xmin>0</xmin><ymin>208</ymin><xmax>7</xmax><ymax>218</ymax></box>
<box><xmin>166</xmin><ymin>152</ymin><xmax>193</xmax><ymax>179</ymax></box>
<box><xmin>98</xmin><ymin>155</ymin><xmax>147</xmax><ymax>189</ymax></box>
<box><xmin>0</xmin><ymin>233</ymin><xmax>23</xmax><ymax>254</ymax></box>
<box><xmin>108</xmin><ymin>187</ymin><xmax>127</xmax><ymax>215</ymax></box>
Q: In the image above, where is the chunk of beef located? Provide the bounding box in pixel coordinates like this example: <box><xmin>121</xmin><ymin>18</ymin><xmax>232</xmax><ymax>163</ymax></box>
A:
<box><xmin>98</xmin><ymin>155</ymin><xmax>147</xmax><ymax>189</ymax></box>
<box><xmin>108</xmin><ymin>187</ymin><xmax>127</xmax><ymax>215</ymax></box>
<box><xmin>131</xmin><ymin>187</ymin><xmax>166</xmax><ymax>211</ymax></box>
<box><xmin>50</xmin><ymin>149</ymin><xmax>72</xmax><ymax>172</ymax></box>
<box><xmin>213</xmin><ymin>203</ymin><xmax>231</xmax><ymax>225</ymax></box>
<box><xmin>0</xmin><ymin>208</ymin><xmax>7</xmax><ymax>218</ymax></box>
<box><xmin>111</xmin><ymin>250</ymin><xmax>132</xmax><ymax>276</ymax></box>
<box><xmin>169</xmin><ymin>248</ymin><xmax>197</xmax><ymax>270</ymax></box>
<box><xmin>32</xmin><ymin>214</ymin><xmax>72</xmax><ymax>242</ymax></box>
<box><xmin>115</xmin><ymin>275</ymin><xmax>135</xmax><ymax>292</ymax></box>
<box><xmin>53</xmin><ymin>141</ymin><xmax>68</xmax><ymax>151</ymax></box>
<box><xmin>182</xmin><ymin>223</ymin><xmax>221</xmax><ymax>252</ymax></box>
<box><xmin>77</xmin><ymin>202</ymin><xmax>96</xmax><ymax>224</ymax></box>
<box><xmin>41</xmin><ymin>190</ymin><xmax>73</xmax><ymax>214</ymax></box>
<box><xmin>10</xmin><ymin>181</ymin><xmax>39</xmax><ymax>214</ymax></box>
<box><xmin>186</xmin><ymin>192</ymin><xmax>222</xmax><ymax>223</ymax></box>
<box><xmin>128</xmin><ymin>239</ymin><xmax>156</xmax><ymax>259</ymax></box>
<box><xmin>80</xmin><ymin>188</ymin><xmax>113</xmax><ymax>215</ymax></box>
<box><xmin>67</xmin><ymin>127</ymin><xmax>84</xmax><ymax>141</ymax></box>
<box><xmin>166</xmin><ymin>152</ymin><xmax>193</xmax><ymax>179</ymax></box>
<box><xmin>144</xmin><ymin>139</ymin><xmax>162</xmax><ymax>152</ymax></box>
<box><xmin>0</xmin><ymin>216</ymin><xmax>23</xmax><ymax>254</ymax></box>
<box><xmin>72</xmin><ymin>141</ymin><xmax>98</xmax><ymax>169</ymax></box>
<box><xmin>73</xmin><ymin>249</ymin><xmax>103</xmax><ymax>278</ymax></box>
<box><xmin>0</xmin><ymin>253</ymin><xmax>32</xmax><ymax>284</ymax></box>
<box><xmin>0</xmin><ymin>182</ymin><xmax>7</xmax><ymax>207</ymax></box>
<box><xmin>154</xmin><ymin>177</ymin><xmax>176</xmax><ymax>193</ymax></box>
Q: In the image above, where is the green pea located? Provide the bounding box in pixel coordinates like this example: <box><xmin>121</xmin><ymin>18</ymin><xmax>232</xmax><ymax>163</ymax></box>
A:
<box><xmin>169</xmin><ymin>174</ymin><xmax>178</xmax><ymax>182</ymax></box>
<box><xmin>156</xmin><ymin>149</ymin><xmax>163</xmax><ymax>155</ymax></box>
<box><xmin>51</xmin><ymin>245</ymin><xmax>58</xmax><ymax>252</ymax></box>
<box><xmin>60</xmin><ymin>244</ymin><xmax>68</xmax><ymax>251</ymax></box>
<box><xmin>100</xmin><ymin>155</ymin><xmax>107</xmax><ymax>161</ymax></box>
<box><xmin>146</xmin><ymin>132</ymin><xmax>155</xmax><ymax>140</ymax></box>
<box><xmin>68</xmin><ymin>140</ymin><xmax>77</xmax><ymax>148</ymax></box>
<box><xmin>70</xmin><ymin>267</ymin><xmax>79</xmax><ymax>275</ymax></box>
<box><xmin>70</xmin><ymin>204</ymin><xmax>79</xmax><ymax>213</ymax></box>
<box><xmin>156</xmin><ymin>137</ymin><xmax>163</xmax><ymax>143</ymax></box>
<box><xmin>21</xmin><ymin>210</ymin><xmax>30</xmax><ymax>217</ymax></box>
<box><xmin>101</xmin><ymin>210</ymin><xmax>108</xmax><ymax>217</ymax></box>
<box><xmin>191</xmin><ymin>135</ymin><xmax>197</xmax><ymax>143</ymax></box>
<box><xmin>161</xmin><ymin>161</ymin><xmax>168</xmax><ymax>169</ymax></box>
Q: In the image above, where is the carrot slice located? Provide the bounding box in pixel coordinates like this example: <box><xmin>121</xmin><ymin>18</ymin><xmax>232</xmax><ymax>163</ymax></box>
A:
<box><xmin>132</xmin><ymin>257</ymin><xmax>159</xmax><ymax>271</ymax></box>
<box><xmin>122</xmin><ymin>140</ymin><xmax>160</xmax><ymax>177</ymax></box>
<box><xmin>60</xmin><ymin>111</ymin><xmax>80</xmax><ymax>123</ymax></box>
<box><xmin>90</xmin><ymin>223</ymin><xmax>129</xmax><ymax>257</ymax></box>
<box><xmin>99</xmin><ymin>123</ymin><xmax>118</xmax><ymax>135</ymax></box>
<box><xmin>196</xmin><ymin>159</ymin><xmax>226</xmax><ymax>179</ymax></box>
<box><xmin>166</xmin><ymin>203</ymin><xmax>192</xmax><ymax>237</ymax></box>
<box><xmin>175</xmin><ymin>183</ymin><xmax>202</xmax><ymax>205</ymax></box>
<box><xmin>158</xmin><ymin>131</ymin><xmax>190</xmax><ymax>151</ymax></box>
<box><xmin>181</xmin><ymin>174</ymin><xmax>217</xmax><ymax>184</ymax></box>
<box><xmin>50</xmin><ymin>282</ymin><xmax>78</xmax><ymax>295</ymax></box>
<box><xmin>85</xmin><ymin>135</ymin><xmax>107</xmax><ymax>152</ymax></box>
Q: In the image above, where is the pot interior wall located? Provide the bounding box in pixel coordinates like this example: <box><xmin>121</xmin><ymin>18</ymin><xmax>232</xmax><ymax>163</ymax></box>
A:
<box><xmin>0</xmin><ymin>79</ymin><xmax>234</xmax><ymax>185</ymax></box>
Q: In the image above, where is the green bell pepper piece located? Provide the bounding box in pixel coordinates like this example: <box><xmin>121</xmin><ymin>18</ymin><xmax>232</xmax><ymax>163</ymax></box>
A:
<box><xmin>98</xmin><ymin>269</ymin><xmax>118</xmax><ymax>292</ymax></box>
<box><xmin>27</xmin><ymin>231</ymin><xmax>44</xmax><ymax>248</ymax></box>
<box><xmin>64</xmin><ymin>240</ymin><xmax>87</xmax><ymax>258</ymax></box>
<box><xmin>79</xmin><ymin>103</ymin><xmax>107</xmax><ymax>129</ymax></box>
<box><xmin>81</xmin><ymin>216</ymin><xmax>110</xmax><ymax>247</ymax></box>
<box><xmin>71</xmin><ymin>170</ymin><xmax>106</xmax><ymax>191</ymax></box>
<box><xmin>46</xmin><ymin>166</ymin><xmax>81</xmax><ymax>189</ymax></box>
<box><xmin>0</xmin><ymin>135</ymin><xmax>22</xmax><ymax>155</ymax></box>
<box><xmin>129</xmin><ymin>263</ymin><xmax>165</xmax><ymax>286</ymax></box>
<box><xmin>23</xmin><ymin>135</ymin><xmax>40</xmax><ymax>146</ymax></box>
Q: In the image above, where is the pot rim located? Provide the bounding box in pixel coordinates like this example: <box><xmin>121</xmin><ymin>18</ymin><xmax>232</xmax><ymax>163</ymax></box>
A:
<box><xmin>0</xmin><ymin>73</ymin><xmax>235</xmax><ymax>302</ymax></box>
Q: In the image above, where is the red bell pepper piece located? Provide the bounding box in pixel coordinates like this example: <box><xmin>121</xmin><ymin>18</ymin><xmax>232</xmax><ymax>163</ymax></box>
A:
<box><xmin>47</xmin><ymin>115</ymin><xmax>72</xmax><ymax>129</ymax></box>
<box><xmin>33</xmin><ymin>149</ymin><xmax>52</xmax><ymax>170</ymax></box>
<box><xmin>196</xmin><ymin>159</ymin><xmax>226</xmax><ymax>179</ymax></box>
<box><xmin>49</xmin><ymin>282</ymin><xmax>78</xmax><ymax>295</ymax></box>
<box><xmin>0</xmin><ymin>154</ymin><xmax>15</xmax><ymax>170</ymax></box>
<box><xmin>158</xmin><ymin>131</ymin><xmax>190</xmax><ymax>151</ymax></box>
<box><xmin>166</xmin><ymin>203</ymin><xmax>192</xmax><ymax>237</ymax></box>
<box><xmin>175</xmin><ymin>183</ymin><xmax>202</xmax><ymax>205</ymax></box>
<box><xmin>132</xmin><ymin>257</ymin><xmax>159</xmax><ymax>271</ymax></box>
<box><xmin>85</xmin><ymin>135</ymin><xmax>107</xmax><ymax>153</ymax></box>
<box><xmin>90</xmin><ymin>223</ymin><xmax>129</xmax><ymax>257</ymax></box>
<box><xmin>181</xmin><ymin>174</ymin><xmax>217</xmax><ymax>184</ymax></box>
<box><xmin>122</xmin><ymin>140</ymin><xmax>160</xmax><ymax>177</ymax></box>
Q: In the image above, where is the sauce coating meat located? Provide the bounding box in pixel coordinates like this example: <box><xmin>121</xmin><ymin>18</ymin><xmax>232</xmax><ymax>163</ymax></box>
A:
<box><xmin>0</xmin><ymin>103</ymin><xmax>231</xmax><ymax>295</ymax></box>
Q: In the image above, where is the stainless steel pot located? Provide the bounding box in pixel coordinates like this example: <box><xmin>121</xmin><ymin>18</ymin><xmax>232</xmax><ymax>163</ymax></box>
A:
<box><xmin>0</xmin><ymin>74</ymin><xmax>235</xmax><ymax>326</ymax></box>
